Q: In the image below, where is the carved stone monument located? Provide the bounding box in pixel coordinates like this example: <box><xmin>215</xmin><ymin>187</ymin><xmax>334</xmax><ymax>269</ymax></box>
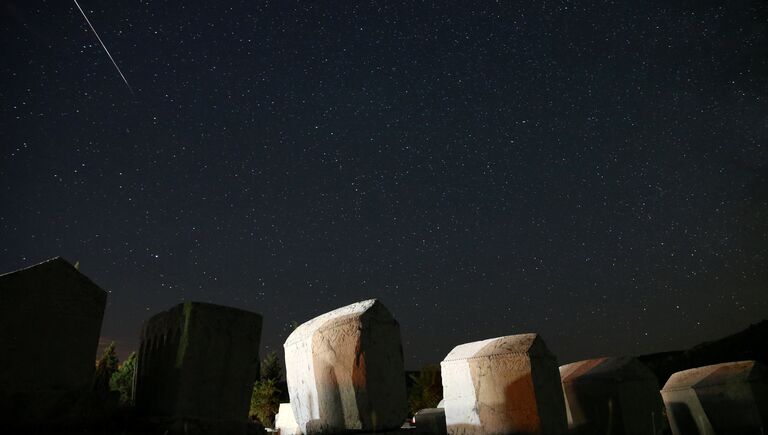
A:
<box><xmin>661</xmin><ymin>360</ymin><xmax>768</xmax><ymax>435</ymax></box>
<box><xmin>0</xmin><ymin>257</ymin><xmax>107</xmax><ymax>425</ymax></box>
<box><xmin>560</xmin><ymin>356</ymin><xmax>666</xmax><ymax>435</ymax></box>
<box><xmin>283</xmin><ymin>299</ymin><xmax>407</xmax><ymax>434</ymax></box>
<box><xmin>134</xmin><ymin>302</ymin><xmax>262</xmax><ymax>434</ymax></box>
<box><xmin>440</xmin><ymin>333</ymin><xmax>567</xmax><ymax>435</ymax></box>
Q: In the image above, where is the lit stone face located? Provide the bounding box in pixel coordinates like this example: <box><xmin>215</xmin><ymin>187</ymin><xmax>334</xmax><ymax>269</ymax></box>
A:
<box><xmin>134</xmin><ymin>302</ymin><xmax>262</xmax><ymax>430</ymax></box>
<box><xmin>283</xmin><ymin>299</ymin><xmax>407</xmax><ymax>434</ymax></box>
<box><xmin>559</xmin><ymin>356</ymin><xmax>665</xmax><ymax>435</ymax></box>
<box><xmin>661</xmin><ymin>360</ymin><xmax>768</xmax><ymax>435</ymax></box>
<box><xmin>0</xmin><ymin>258</ymin><xmax>107</xmax><ymax>424</ymax></box>
<box><xmin>440</xmin><ymin>334</ymin><xmax>567</xmax><ymax>435</ymax></box>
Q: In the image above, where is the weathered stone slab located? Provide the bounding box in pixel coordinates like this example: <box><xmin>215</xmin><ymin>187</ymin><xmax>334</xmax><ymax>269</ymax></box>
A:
<box><xmin>560</xmin><ymin>356</ymin><xmax>665</xmax><ymax>435</ymax></box>
<box><xmin>440</xmin><ymin>333</ymin><xmax>567</xmax><ymax>435</ymax></box>
<box><xmin>283</xmin><ymin>299</ymin><xmax>407</xmax><ymax>434</ymax></box>
<box><xmin>275</xmin><ymin>402</ymin><xmax>301</xmax><ymax>435</ymax></box>
<box><xmin>661</xmin><ymin>360</ymin><xmax>768</xmax><ymax>435</ymax></box>
<box><xmin>134</xmin><ymin>302</ymin><xmax>262</xmax><ymax>433</ymax></box>
<box><xmin>414</xmin><ymin>408</ymin><xmax>447</xmax><ymax>435</ymax></box>
<box><xmin>0</xmin><ymin>257</ymin><xmax>107</xmax><ymax>424</ymax></box>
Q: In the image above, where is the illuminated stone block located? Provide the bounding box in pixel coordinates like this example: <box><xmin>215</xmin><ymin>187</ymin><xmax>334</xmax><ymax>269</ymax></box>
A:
<box><xmin>134</xmin><ymin>302</ymin><xmax>262</xmax><ymax>433</ymax></box>
<box><xmin>283</xmin><ymin>299</ymin><xmax>407</xmax><ymax>434</ymax></box>
<box><xmin>560</xmin><ymin>356</ymin><xmax>665</xmax><ymax>435</ymax></box>
<box><xmin>440</xmin><ymin>333</ymin><xmax>567</xmax><ymax>435</ymax></box>
<box><xmin>661</xmin><ymin>360</ymin><xmax>768</xmax><ymax>435</ymax></box>
<box><xmin>0</xmin><ymin>257</ymin><xmax>107</xmax><ymax>424</ymax></box>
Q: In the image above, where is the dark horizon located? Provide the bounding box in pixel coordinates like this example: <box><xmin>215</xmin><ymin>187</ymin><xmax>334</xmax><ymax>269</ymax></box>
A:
<box><xmin>2</xmin><ymin>0</ymin><xmax>767</xmax><ymax>369</ymax></box>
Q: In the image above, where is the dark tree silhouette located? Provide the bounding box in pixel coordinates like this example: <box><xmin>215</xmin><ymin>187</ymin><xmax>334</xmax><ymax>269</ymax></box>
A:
<box><xmin>93</xmin><ymin>342</ymin><xmax>119</xmax><ymax>399</ymax></box>
<box><xmin>250</xmin><ymin>351</ymin><xmax>283</xmax><ymax>428</ymax></box>
<box><xmin>109</xmin><ymin>352</ymin><xmax>136</xmax><ymax>405</ymax></box>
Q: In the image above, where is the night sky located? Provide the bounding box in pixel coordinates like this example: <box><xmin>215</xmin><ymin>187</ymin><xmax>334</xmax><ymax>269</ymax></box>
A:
<box><xmin>1</xmin><ymin>0</ymin><xmax>766</xmax><ymax>369</ymax></box>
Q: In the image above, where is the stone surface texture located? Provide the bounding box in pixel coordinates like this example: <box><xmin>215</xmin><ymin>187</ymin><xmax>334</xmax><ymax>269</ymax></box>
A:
<box><xmin>661</xmin><ymin>360</ymin><xmax>768</xmax><ymax>435</ymax></box>
<box><xmin>440</xmin><ymin>333</ymin><xmax>567</xmax><ymax>435</ymax></box>
<box><xmin>559</xmin><ymin>356</ymin><xmax>665</xmax><ymax>435</ymax></box>
<box><xmin>283</xmin><ymin>299</ymin><xmax>407</xmax><ymax>434</ymax></box>
<box><xmin>0</xmin><ymin>257</ymin><xmax>107</xmax><ymax>424</ymax></box>
<box><xmin>134</xmin><ymin>301</ymin><xmax>262</xmax><ymax>431</ymax></box>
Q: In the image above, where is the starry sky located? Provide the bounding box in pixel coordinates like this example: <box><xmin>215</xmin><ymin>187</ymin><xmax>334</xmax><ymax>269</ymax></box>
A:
<box><xmin>1</xmin><ymin>0</ymin><xmax>766</xmax><ymax>368</ymax></box>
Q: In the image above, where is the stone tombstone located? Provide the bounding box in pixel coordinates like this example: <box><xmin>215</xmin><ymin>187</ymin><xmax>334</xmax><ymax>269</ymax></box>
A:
<box><xmin>440</xmin><ymin>333</ymin><xmax>567</xmax><ymax>435</ymax></box>
<box><xmin>134</xmin><ymin>301</ymin><xmax>262</xmax><ymax>433</ymax></box>
<box><xmin>661</xmin><ymin>360</ymin><xmax>768</xmax><ymax>435</ymax></box>
<box><xmin>559</xmin><ymin>356</ymin><xmax>666</xmax><ymax>435</ymax></box>
<box><xmin>283</xmin><ymin>299</ymin><xmax>407</xmax><ymax>434</ymax></box>
<box><xmin>0</xmin><ymin>257</ymin><xmax>107</xmax><ymax>423</ymax></box>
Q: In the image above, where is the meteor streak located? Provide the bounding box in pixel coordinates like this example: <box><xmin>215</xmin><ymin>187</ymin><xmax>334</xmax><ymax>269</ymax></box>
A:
<box><xmin>73</xmin><ymin>0</ymin><xmax>133</xmax><ymax>93</ymax></box>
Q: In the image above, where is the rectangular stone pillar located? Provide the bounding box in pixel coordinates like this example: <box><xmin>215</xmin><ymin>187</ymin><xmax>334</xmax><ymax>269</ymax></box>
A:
<box><xmin>134</xmin><ymin>302</ymin><xmax>262</xmax><ymax>433</ymax></box>
<box><xmin>0</xmin><ymin>258</ymin><xmax>107</xmax><ymax>425</ymax></box>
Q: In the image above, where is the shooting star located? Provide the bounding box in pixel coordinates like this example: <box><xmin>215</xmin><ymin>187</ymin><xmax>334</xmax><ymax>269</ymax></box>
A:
<box><xmin>73</xmin><ymin>0</ymin><xmax>133</xmax><ymax>93</ymax></box>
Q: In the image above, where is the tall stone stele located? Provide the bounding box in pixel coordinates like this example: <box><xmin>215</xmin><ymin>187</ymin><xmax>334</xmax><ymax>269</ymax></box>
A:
<box><xmin>283</xmin><ymin>299</ymin><xmax>407</xmax><ymax>434</ymax></box>
<box><xmin>0</xmin><ymin>257</ymin><xmax>107</xmax><ymax>425</ymax></box>
<box><xmin>440</xmin><ymin>333</ymin><xmax>567</xmax><ymax>435</ymax></box>
<box><xmin>660</xmin><ymin>360</ymin><xmax>768</xmax><ymax>435</ymax></box>
<box><xmin>134</xmin><ymin>302</ymin><xmax>262</xmax><ymax>434</ymax></box>
<box><xmin>559</xmin><ymin>356</ymin><xmax>666</xmax><ymax>435</ymax></box>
